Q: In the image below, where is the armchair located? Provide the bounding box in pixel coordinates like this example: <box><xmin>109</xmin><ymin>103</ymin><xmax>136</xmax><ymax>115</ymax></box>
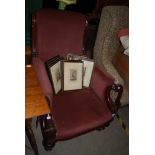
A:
<box><xmin>32</xmin><ymin>9</ymin><xmax>123</xmax><ymax>150</ymax></box>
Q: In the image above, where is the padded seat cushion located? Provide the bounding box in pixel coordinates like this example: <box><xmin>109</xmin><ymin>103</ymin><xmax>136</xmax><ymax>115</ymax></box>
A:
<box><xmin>52</xmin><ymin>88</ymin><xmax>112</xmax><ymax>140</ymax></box>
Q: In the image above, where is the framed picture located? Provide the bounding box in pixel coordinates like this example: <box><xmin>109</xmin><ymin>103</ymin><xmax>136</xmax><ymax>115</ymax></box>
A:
<box><xmin>45</xmin><ymin>56</ymin><xmax>63</xmax><ymax>95</ymax></box>
<box><xmin>63</xmin><ymin>60</ymin><xmax>83</xmax><ymax>91</ymax></box>
<box><xmin>82</xmin><ymin>58</ymin><xmax>94</xmax><ymax>87</ymax></box>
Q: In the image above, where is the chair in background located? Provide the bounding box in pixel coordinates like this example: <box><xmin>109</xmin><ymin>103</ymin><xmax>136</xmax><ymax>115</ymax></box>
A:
<box><xmin>32</xmin><ymin>9</ymin><xmax>123</xmax><ymax>150</ymax></box>
<box><xmin>93</xmin><ymin>6</ymin><xmax>129</xmax><ymax>106</ymax></box>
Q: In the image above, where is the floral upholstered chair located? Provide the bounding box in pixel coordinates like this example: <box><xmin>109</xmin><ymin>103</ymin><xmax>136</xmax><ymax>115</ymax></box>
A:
<box><xmin>94</xmin><ymin>6</ymin><xmax>129</xmax><ymax>106</ymax></box>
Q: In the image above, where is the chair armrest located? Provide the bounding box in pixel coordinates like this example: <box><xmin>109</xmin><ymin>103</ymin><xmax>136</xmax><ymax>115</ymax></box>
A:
<box><xmin>90</xmin><ymin>65</ymin><xmax>114</xmax><ymax>102</ymax></box>
<box><xmin>106</xmin><ymin>84</ymin><xmax>123</xmax><ymax>113</ymax></box>
<box><xmin>32</xmin><ymin>57</ymin><xmax>53</xmax><ymax>105</ymax></box>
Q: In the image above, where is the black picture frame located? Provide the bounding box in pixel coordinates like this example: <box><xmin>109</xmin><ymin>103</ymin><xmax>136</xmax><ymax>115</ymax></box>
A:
<box><xmin>63</xmin><ymin>60</ymin><xmax>83</xmax><ymax>91</ymax></box>
<box><xmin>45</xmin><ymin>55</ymin><xmax>63</xmax><ymax>95</ymax></box>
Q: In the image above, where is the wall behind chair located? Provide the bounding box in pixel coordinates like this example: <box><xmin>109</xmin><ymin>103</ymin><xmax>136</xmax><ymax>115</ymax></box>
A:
<box><xmin>25</xmin><ymin>0</ymin><xmax>43</xmax><ymax>47</ymax></box>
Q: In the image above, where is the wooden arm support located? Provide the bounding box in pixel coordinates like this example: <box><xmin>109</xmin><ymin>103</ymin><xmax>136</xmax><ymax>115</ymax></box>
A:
<box><xmin>106</xmin><ymin>84</ymin><xmax>123</xmax><ymax>113</ymax></box>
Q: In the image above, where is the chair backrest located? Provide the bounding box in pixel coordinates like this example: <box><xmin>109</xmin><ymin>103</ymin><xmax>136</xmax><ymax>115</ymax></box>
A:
<box><xmin>93</xmin><ymin>6</ymin><xmax>129</xmax><ymax>68</ymax></box>
<box><xmin>32</xmin><ymin>9</ymin><xmax>86</xmax><ymax>61</ymax></box>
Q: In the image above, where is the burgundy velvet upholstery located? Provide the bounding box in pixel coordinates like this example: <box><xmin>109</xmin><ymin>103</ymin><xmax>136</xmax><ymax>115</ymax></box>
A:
<box><xmin>32</xmin><ymin>57</ymin><xmax>53</xmax><ymax>102</ymax></box>
<box><xmin>32</xmin><ymin>9</ymin><xmax>115</xmax><ymax>141</ymax></box>
<box><xmin>90</xmin><ymin>65</ymin><xmax>114</xmax><ymax>103</ymax></box>
<box><xmin>34</xmin><ymin>9</ymin><xmax>86</xmax><ymax>61</ymax></box>
<box><xmin>53</xmin><ymin>89</ymin><xmax>112</xmax><ymax>140</ymax></box>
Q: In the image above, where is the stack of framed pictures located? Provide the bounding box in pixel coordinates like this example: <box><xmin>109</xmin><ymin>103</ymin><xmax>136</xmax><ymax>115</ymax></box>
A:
<box><xmin>45</xmin><ymin>54</ymin><xmax>94</xmax><ymax>95</ymax></box>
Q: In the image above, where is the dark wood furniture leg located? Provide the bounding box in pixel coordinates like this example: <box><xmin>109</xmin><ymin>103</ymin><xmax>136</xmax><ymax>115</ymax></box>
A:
<box><xmin>39</xmin><ymin>114</ymin><xmax>56</xmax><ymax>151</ymax></box>
<box><xmin>97</xmin><ymin>118</ymin><xmax>114</xmax><ymax>131</ymax></box>
<box><xmin>25</xmin><ymin>118</ymin><xmax>39</xmax><ymax>155</ymax></box>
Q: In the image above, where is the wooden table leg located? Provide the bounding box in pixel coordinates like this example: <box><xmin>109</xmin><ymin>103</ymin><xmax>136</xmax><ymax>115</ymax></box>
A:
<box><xmin>25</xmin><ymin>118</ymin><xmax>39</xmax><ymax>155</ymax></box>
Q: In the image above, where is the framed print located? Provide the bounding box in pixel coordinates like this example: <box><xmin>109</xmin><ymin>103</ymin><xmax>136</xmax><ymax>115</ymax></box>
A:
<box><xmin>63</xmin><ymin>61</ymin><xmax>83</xmax><ymax>91</ymax></box>
<box><xmin>45</xmin><ymin>56</ymin><xmax>63</xmax><ymax>95</ymax></box>
<box><xmin>82</xmin><ymin>58</ymin><xmax>94</xmax><ymax>87</ymax></box>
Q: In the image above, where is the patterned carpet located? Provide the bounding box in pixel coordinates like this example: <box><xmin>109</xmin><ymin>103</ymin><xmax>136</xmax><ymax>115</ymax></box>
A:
<box><xmin>26</xmin><ymin>106</ymin><xmax>129</xmax><ymax>155</ymax></box>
